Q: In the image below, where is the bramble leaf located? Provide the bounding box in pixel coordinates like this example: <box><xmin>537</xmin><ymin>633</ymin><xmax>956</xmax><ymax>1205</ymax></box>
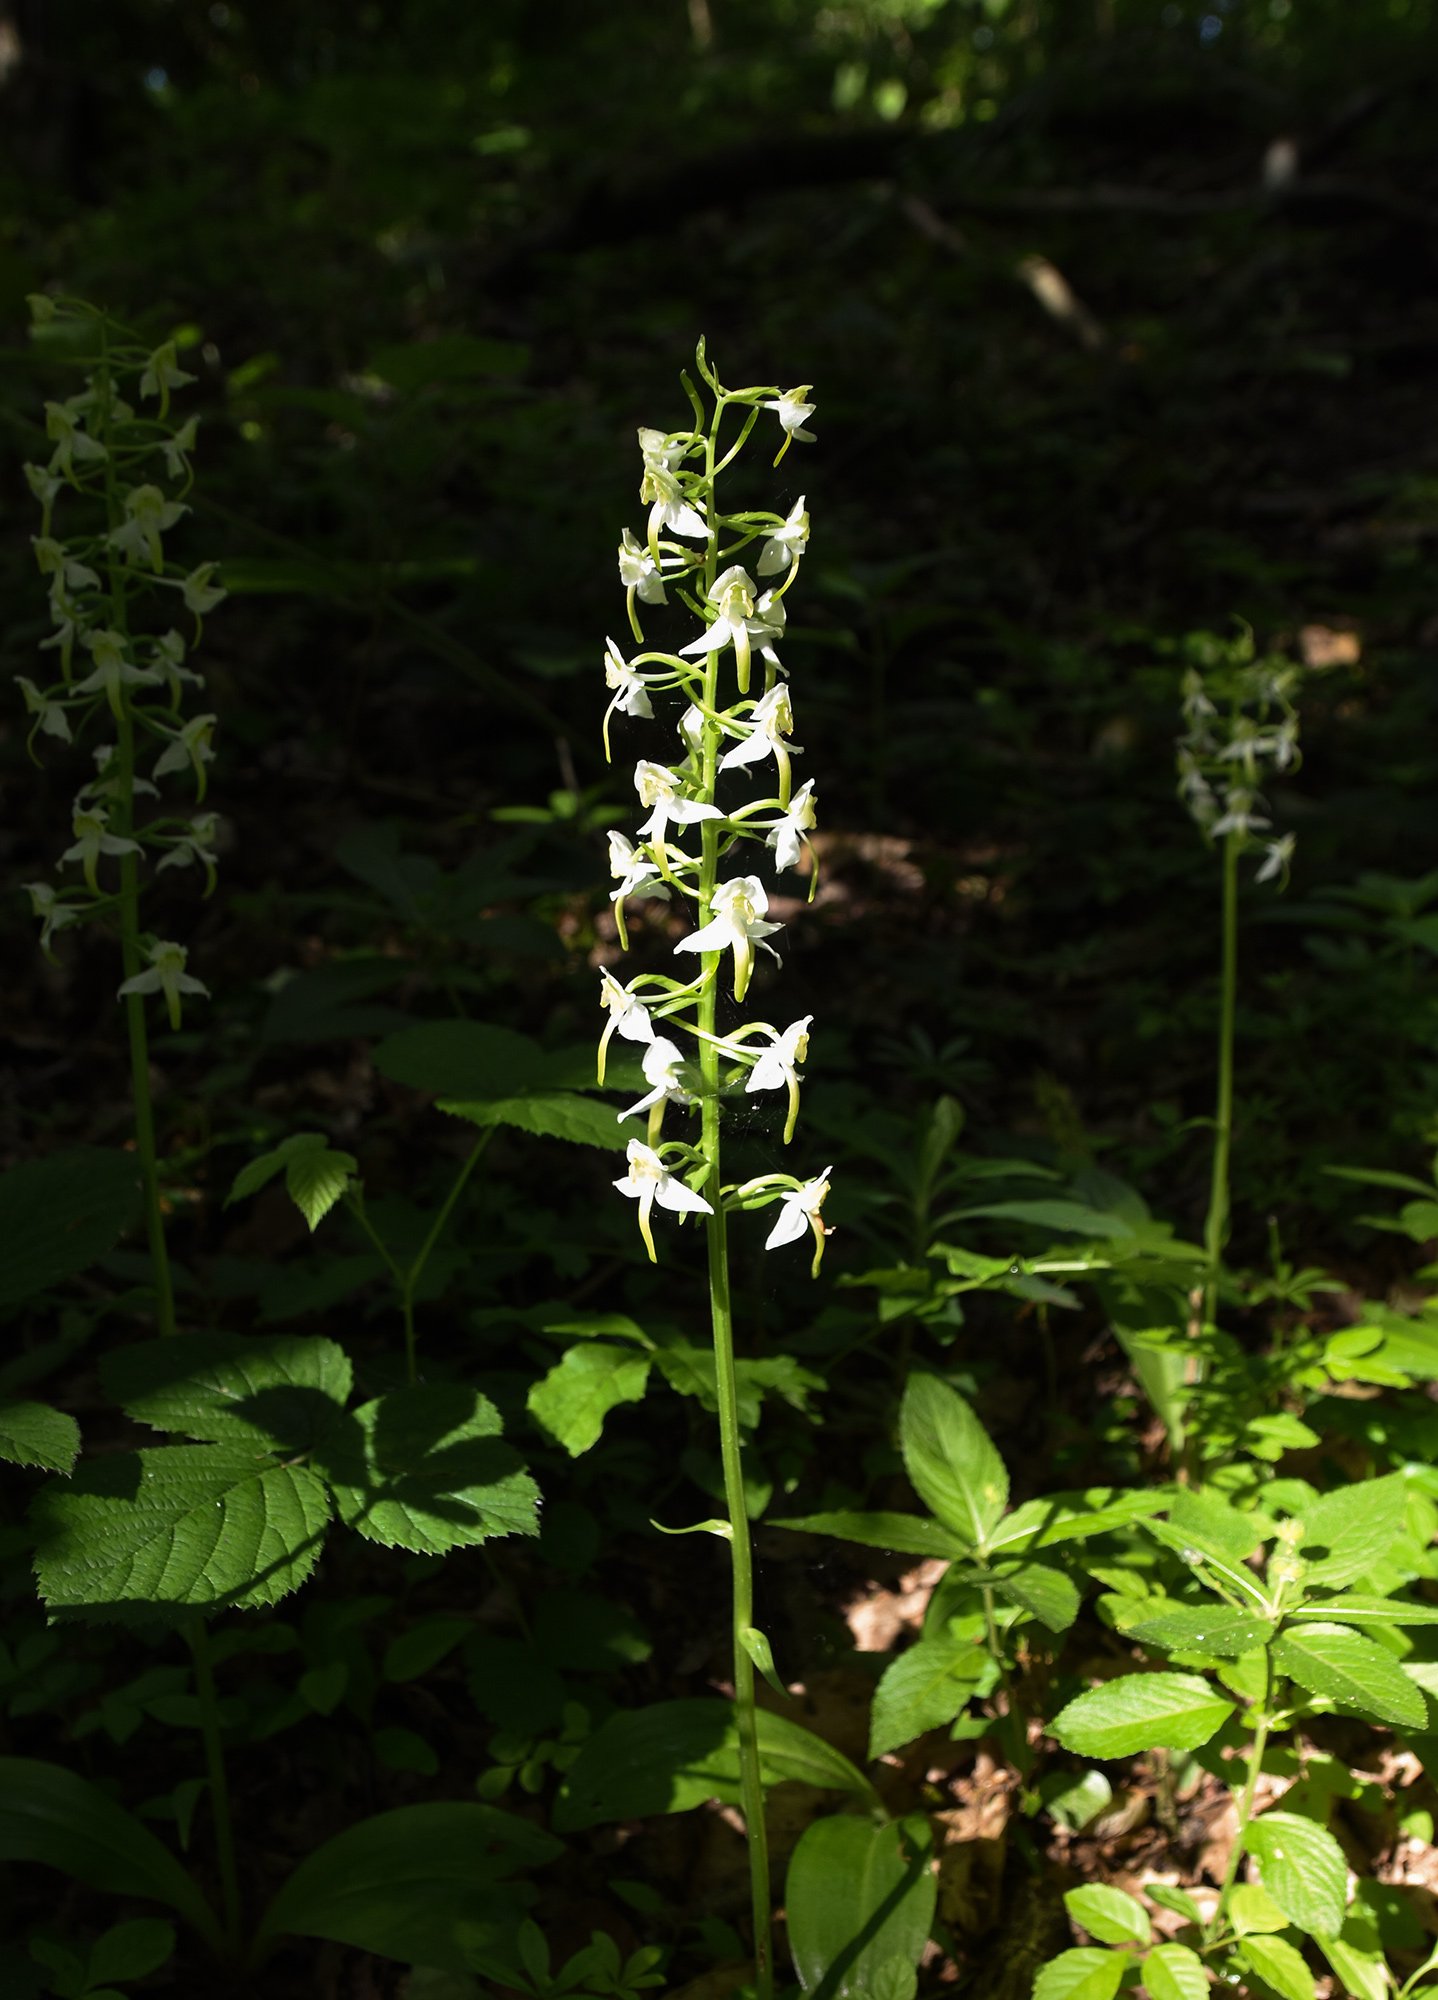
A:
<box><xmin>1051</xmin><ymin>1674</ymin><xmax>1233</xmax><ymax>1757</ymax></box>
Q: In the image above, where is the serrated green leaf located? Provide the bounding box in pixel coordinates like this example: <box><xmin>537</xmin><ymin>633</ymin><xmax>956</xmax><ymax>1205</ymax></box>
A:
<box><xmin>1290</xmin><ymin>1595</ymin><xmax>1438</xmax><ymax>1627</ymax></box>
<box><xmin>102</xmin><ymin>1334</ymin><xmax>351</xmax><ymax>1453</ymax></box>
<box><xmin>787</xmin><ymin>1815</ymin><xmax>935</xmax><ymax>2000</ymax></box>
<box><xmin>1318</xmin><ymin>1935</ymin><xmax>1389</xmax><ymax>2000</ymax></box>
<box><xmin>1236</xmin><ymin>1934</ymin><xmax>1316</xmax><ymax>2000</ymax></box>
<box><xmin>0</xmin><ymin>1149</ymin><xmax>140</xmax><ymax>1312</ymax></box>
<box><xmin>0</xmin><ymin>1400</ymin><xmax>80</xmax><ymax>1474</ymax></box>
<box><xmin>32</xmin><ymin>1445</ymin><xmax>331</xmax><ymax>1621</ymax></box>
<box><xmin>1271</xmin><ymin>1624</ymin><xmax>1427</xmax><ymax>1730</ymax></box>
<box><xmin>373</xmin><ymin>1021</ymin><xmax>548</xmax><ymax>1097</ymax></box>
<box><xmin>899</xmin><ymin>1373</ymin><xmax>1007</xmax><ymax>1553</ymax></box>
<box><xmin>868</xmin><ymin>1633</ymin><xmax>993</xmax><ymax>1759</ymax></box>
<box><xmin>319</xmin><ymin>1385</ymin><xmax>539</xmax><ymax>1554</ymax></box>
<box><xmin>991</xmin><ymin>1558</ymin><xmax>1081</xmax><ymax>1633</ymax></box>
<box><xmin>253</xmin><ymin>1803</ymin><xmax>561</xmax><ymax>1970</ymax></box>
<box><xmin>1033</xmin><ymin>1947</ymin><xmax>1127</xmax><ymax>2000</ymax></box>
<box><xmin>1143</xmin><ymin>1942</ymin><xmax>1209</xmax><ymax>2000</ymax></box>
<box><xmin>441</xmin><ymin>1091</ymin><xmax>632</xmax><ymax>1150</ymax></box>
<box><xmin>1294</xmin><ymin>1477</ymin><xmax>1409</xmax><ymax>1589</ymax></box>
<box><xmin>1129</xmin><ymin>1607</ymin><xmax>1275</xmax><ymax>1658</ymax></box>
<box><xmin>1246</xmin><ymin>1812</ymin><xmax>1348</xmax><ymax>1937</ymax></box>
<box><xmin>1146</xmin><ymin>1884</ymin><xmax>1203</xmax><ymax>1925</ymax></box>
<box><xmin>527</xmin><ymin>1344</ymin><xmax>651</xmax><ymax>1456</ymax></box>
<box><xmin>1230</xmin><ymin>1883</ymin><xmax>1289</xmax><ymax>1935</ymax></box>
<box><xmin>771</xmin><ymin>1510</ymin><xmax>967</xmax><ymax>1560</ymax></box>
<box><xmin>1051</xmin><ymin>1674</ymin><xmax>1234</xmax><ymax>1757</ymax></box>
<box><xmin>286</xmin><ymin>1143</ymin><xmax>358</xmax><ymax>1230</ymax></box>
<box><xmin>1064</xmin><ymin>1884</ymin><xmax>1150</xmax><ymax>1945</ymax></box>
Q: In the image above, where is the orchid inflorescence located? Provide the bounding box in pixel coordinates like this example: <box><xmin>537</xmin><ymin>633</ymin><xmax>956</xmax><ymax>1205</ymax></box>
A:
<box><xmin>1175</xmin><ymin>628</ymin><xmax>1300</xmax><ymax>888</ymax></box>
<box><xmin>18</xmin><ymin>296</ymin><xmax>224</xmax><ymax>1028</ymax></box>
<box><xmin>598</xmin><ymin>343</ymin><xmax>832</xmax><ymax>1274</ymax></box>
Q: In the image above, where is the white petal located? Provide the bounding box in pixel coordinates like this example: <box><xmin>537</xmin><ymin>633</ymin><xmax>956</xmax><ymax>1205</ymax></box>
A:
<box><xmin>764</xmin><ymin>1198</ymin><xmax>809</xmax><ymax>1249</ymax></box>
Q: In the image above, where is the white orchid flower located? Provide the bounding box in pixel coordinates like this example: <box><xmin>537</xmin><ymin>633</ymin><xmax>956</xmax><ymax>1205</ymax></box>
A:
<box><xmin>680</xmin><ymin>565</ymin><xmax>765</xmax><ymax>691</ymax></box>
<box><xmin>757</xmin><ymin>496</ymin><xmax>809</xmax><ymax>577</ymax></box>
<box><xmin>24</xmin><ymin>462</ymin><xmax>65</xmax><ymax>521</ymax></box>
<box><xmin>612</xmin><ymin>1138</ymin><xmax>714</xmax><ymax>1263</ymax></box>
<box><xmin>746</xmin><ymin>1015</ymin><xmax>812</xmax><ymax>1145</ymax></box>
<box><xmin>618</xmin><ymin>1036</ymin><xmax>694</xmax><ymax>1128</ymax></box>
<box><xmin>639</xmin><ymin>429</ymin><xmax>708</xmax><ymax>549</ymax></box>
<box><xmin>16</xmin><ymin>676</ymin><xmax>76</xmax><ymax>747</ymax></box>
<box><xmin>117</xmin><ymin>939</ymin><xmax>209</xmax><ymax>1031</ymax></box>
<box><xmin>45</xmin><ymin>398</ymin><xmax>107</xmax><ymax>476</ymax></box>
<box><xmin>77</xmin><ymin>745</ymin><xmax>158</xmax><ymax>809</ymax></box>
<box><xmin>31</xmin><ymin>538</ymin><xmax>100</xmax><ymax>592</ymax></box>
<box><xmin>719</xmin><ymin>684</ymin><xmax>801</xmax><ymax>789</ymax></box>
<box><xmin>156</xmin><ymin>814</ymin><xmax>221</xmax><ymax>895</ymax></box>
<box><xmin>108</xmin><ymin>484</ymin><xmax>189</xmax><ymax>572</ymax></box>
<box><xmin>151</xmin><ymin>629</ymin><xmax>205</xmax><ymax>700</ymax></box>
<box><xmin>1211</xmin><ymin>787</ymin><xmax>1270</xmax><ymax>840</ymax></box>
<box><xmin>618</xmin><ymin>527</ymin><xmax>668</xmax><ymax>606</ymax></box>
<box><xmin>73</xmin><ymin>629</ymin><xmax>164</xmax><ymax>722</ymax></box>
<box><xmin>634</xmin><ymin>760</ymin><xmax>724</xmax><ymax>848</ymax></box>
<box><xmin>598</xmin><ymin>968</ymin><xmax>656</xmax><ymax>1082</ymax></box>
<box><xmin>61</xmin><ymin>807</ymin><xmax>142</xmax><ymax>893</ymax></box>
<box><xmin>602</xmin><ymin>636</ymin><xmax>654</xmax><ymax>760</ymax></box>
<box><xmin>161</xmin><ymin>417</ymin><xmax>199</xmax><ymax>480</ymax></box>
<box><xmin>674</xmin><ymin>874</ymin><xmax>783</xmax><ymax>1002</ymax></box>
<box><xmin>766</xmin><ymin>777</ymin><xmax>818</xmax><ymax>872</ymax></box>
<box><xmin>153</xmin><ymin>713</ymin><xmax>217</xmax><ymax>798</ymax></box>
<box><xmin>765</xmin><ymin>1166</ymin><xmax>833</xmax><ymax>1276</ymax></box>
<box><xmin>138</xmin><ymin>341</ymin><xmax>196</xmax><ymax>417</ymax></box>
<box><xmin>23</xmin><ymin>882</ymin><xmax>84</xmax><ymax>957</ymax></box>
<box><xmin>762</xmin><ymin>386</ymin><xmax>816</xmax><ymax>462</ymax></box>
<box><xmin>1254</xmin><ymin>833</ymin><xmax>1295</xmax><ymax>886</ymax></box>
<box><xmin>179</xmin><ymin>563</ymin><xmax>227</xmax><ymax>619</ymax></box>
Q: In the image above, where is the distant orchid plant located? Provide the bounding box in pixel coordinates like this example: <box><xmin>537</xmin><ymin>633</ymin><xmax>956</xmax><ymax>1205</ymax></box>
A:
<box><xmin>18</xmin><ymin>295</ymin><xmax>225</xmax><ymax>1338</ymax></box>
<box><xmin>596</xmin><ymin>342</ymin><xmax>827</xmax><ymax>2000</ymax></box>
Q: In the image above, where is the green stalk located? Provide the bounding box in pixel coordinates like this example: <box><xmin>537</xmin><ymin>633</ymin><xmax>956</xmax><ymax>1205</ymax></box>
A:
<box><xmin>1203</xmin><ymin>830</ymin><xmax>1240</xmax><ymax>1330</ymax></box>
<box><xmin>695</xmin><ymin>404</ymin><xmax>774</xmax><ymax>2000</ymax></box>
<box><xmin>187</xmin><ymin>1617</ymin><xmax>242</xmax><ymax>1959</ymax></box>
<box><xmin>1210</xmin><ymin>1646</ymin><xmax>1271</xmax><ymax>1942</ymax></box>
<box><xmin>98</xmin><ymin>317</ymin><xmax>178</xmax><ymax>1338</ymax></box>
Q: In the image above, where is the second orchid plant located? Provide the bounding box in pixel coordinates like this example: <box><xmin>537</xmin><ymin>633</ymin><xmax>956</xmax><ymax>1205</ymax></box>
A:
<box><xmin>597</xmin><ymin>343</ymin><xmax>827</xmax><ymax>1998</ymax></box>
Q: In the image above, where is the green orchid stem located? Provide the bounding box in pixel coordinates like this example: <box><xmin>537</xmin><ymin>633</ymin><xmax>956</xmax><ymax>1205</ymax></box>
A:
<box><xmin>99</xmin><ymin>318</ymin><xmax>178</xmax><ymax>1338</ymax></box>
<box><xmin>696</xmin><ymin>398</ymin><xmax>774</xmax><ymax>2000</ymax></box>
<box><xmin>1210</xmin><ymin>1648</ymin><xmax>1272</xmax><ymax>1946</ymax></box>
<box><xmin>1203</xmin><ymin>832</ymin><xmax>1240</xmax><ymax>1329</ymax></box>
<box><xmin>187</xmin><ymin>1616</ymin><xmax>242</xmax><ymax>1960</ymax></box>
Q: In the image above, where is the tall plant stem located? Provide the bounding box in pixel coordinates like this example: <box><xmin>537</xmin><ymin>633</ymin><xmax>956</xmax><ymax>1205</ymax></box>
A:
<box><xmin>696</xmin><ymin>405</ymin><xmax>773</xmax><ymax>2000</ymax></box>
<box><xmin>1203</xmin><ymin>831</ymin><xmax>1240</xmax><ymax>1332</ymax></box>
<box><xmin>98</xmin><ymin>317</ymin><xmax>177</xmax><ymax>1337</ymax></box>
<box><xmin>1210</xmin><ymin>1648</ymin><xmax>1271</xmax><ymax>1941</ymax></box>
<box><xmin>188</xmin><ymin>1617</ymin><xmax>242</xmax><ymax>1959</ymax></box>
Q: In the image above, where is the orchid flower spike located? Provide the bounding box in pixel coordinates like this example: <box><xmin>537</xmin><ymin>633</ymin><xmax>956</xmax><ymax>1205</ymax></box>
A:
<box><xmin>765</xmin><ymin>1166</ymin><xmax>833</xmax><ymax>1277</ymax></box>
<box><xmin>612</xmin><ymin>1139</ymin><xmax>713</xmax><ymax>1264</ymax></box>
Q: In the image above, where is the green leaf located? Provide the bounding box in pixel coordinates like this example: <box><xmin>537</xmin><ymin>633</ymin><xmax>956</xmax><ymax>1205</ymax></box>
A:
<box><xmin>1289</xmin><ymin>1595</ymin><xmax>1438</xmax><ymax>1627</ymax></box>
<box><xmin>254</xmin><ymin>1803</ymin><xmax>562</xmax><ymax>1971</ymax></box>
<box><xmin>869</xmin><ymin>1633</ymin><xmax>993</xmax><ymax>1759</ymax></box>
<box><xmin>1230</xmin><ymin>1884</ymin><xmax>1290</xmax><ymax>1936</ymax></box>
<box><xmin>383</xmin><ymin>1616</ymin><xmax>474</xmax><ymax>1683</ymax></box>
<box><xmin>1128</xmin><ymin>1607</ymin><xmax>1275</xmax><ymax>1658</ymax></box>
<box><xmin>1146</xmin><ymin>1884</ymin><xmax>1204</xmax><ymax>1925</ymax></box>
<box><xmin>988</xmin><ymin>1488</ymin><xmax>1170</xmax><ymax>1553</ymax></box>
<box><xmin>320</xmin><ymin>1386</ymin><xmax>539</xmax><ymax>1555</ymax></box>
<box><xmin>1041</xmin><ymin>1770</ymin><xmax>1113</xmax><ymax>1833</ymax></box>
<box><xmin>31</xmin><ymin>1445</ymin><xmax>331</xmax><ymax>1621</ymax></box>
<box><xmin>87</xmin><ymin>1919</ymin><xmax>176</xmax><ymax>1985</ymax></box>
<box><xmin>1050</xmin><ymin>1674</ymin><xmax>1234</xmax><ymax>1757</ymax></box>
<box><xmin>0</xmin><ymin>1758</ymin><xmax>219</xmax><ymax>1946</ymax></box>
<box><xmin>552</xmin><ymin>1700</ymin><xmax>876</xmax><ymax>1833</ymax></box>
<box><xmin>526</xmin><ymin>1344</ymin><xmax>651</xmax><ymax>1455</ymax></box>
<box><xmin>1064</xmin><ymin>1884</ymin><xmax>1150</xmax><ymax>1945</ymax></box>
<box><xmin>991</xmin><ymin>1559</ymin><xmax>1081</xmax><ymax>1634</ymax></box>
<box><xmin>373</xmin><ymin>1021</ymin><xmax>548</xmax><ymax>1097</ymax></box>
<box><xmin>1143</xmin><ymin>1942</ymin><xmax>1209</xmax><ymax>2000</ymax></box>
<box><xmin>953</xmin><ymin>1199</ymin><xmax>1137</xmax><ymax>1238</ymax></box>
<box><xmin>441</xmin><ymin>1092</ymin><xmax>632</xmax><ymax>1151</ymax></box>
<box><xmin>1272</xmin><ymin>1623</ymin><xmax>1427</xmax><ymax>1730</ymax></box>
<box><xmin>771</xmin><ymin>1510</ymin><xmax>967</xmax><ymax>1560</ymax></box>
<box><xmin>1245</xmin><ymin>1812</ymin><xmax>1349</xmax><ymax>1937</ymax></box>
<box><xmin>787</xmin><ymin>1815</ymin><xmax>936</xmax><ymax>2000</ymax></box>
<box><xmin>1295</xmin><ymin>1477</ymin><xmax>1410</xmax><ymax>1589</ymax></box>
<box><xmin>286</xmin><ymin>1141</ymin><xmax>359</xmax><ymax>1230</ymax></box>
<box><xmin>0</xmin><ymin>1400</ymin><xmax>80</xmax><ymax>1474</ymax></box>
<box><xmin>1235</xmin><ymin>1935</ymin><xmax>1315</xmax><ymax>2000</ymax></box>
<box><xmin>0</xmin><ymin>1149</ymin><xmax>140</xmax><ymax>1312</ymax></box>
<box><xmin>1318</xmin><ymin>1935</ymin><xmax>1389</xmax><ymax>2000</ymax></box>
<box><xmin>741</xmin><ymin>1626</ymin><xmax>788</xmax><ymax>1701</ymax></box>
<box><xmin>899</xmin><ymin>1373</ymin><xmax>1008</xmax><ymax>1553</ymax></box>
<box><xmin>102</xmin><ymin>1334</ymin><xmax>351</xmax><ymax>1454</ymax></box>
<box><xmin>1033</xmin><ymin>1948</ymin><xmax>1127</xmax><ymax>2000</ymax></box>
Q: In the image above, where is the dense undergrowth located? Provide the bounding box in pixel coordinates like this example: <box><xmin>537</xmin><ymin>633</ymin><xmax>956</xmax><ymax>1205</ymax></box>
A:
<box><xmin>3</xmin><ymin>4</ymin><xmax>1438</xmax><ymax>1997</ymax></box>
